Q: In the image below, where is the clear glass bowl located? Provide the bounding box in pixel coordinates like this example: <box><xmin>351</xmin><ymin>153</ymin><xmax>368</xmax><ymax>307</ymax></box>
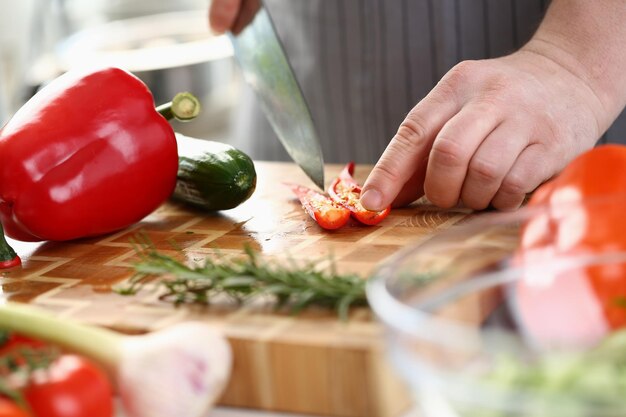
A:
<box><xmin>368</xmin><ymin>200</ymin><xmax>626</xmax><ymax>417</ymax></box>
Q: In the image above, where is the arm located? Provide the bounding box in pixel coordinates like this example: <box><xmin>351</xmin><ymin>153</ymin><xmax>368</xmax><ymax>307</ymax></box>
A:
<box><xmin>530</xmin><ymin>0</ymin><xmax>626</xmax><ymax>120</ymax></box>
<box><xmin>361</xmin><ymin>0</ymin><xmax>626</xmax><ymax>211</ymax></box>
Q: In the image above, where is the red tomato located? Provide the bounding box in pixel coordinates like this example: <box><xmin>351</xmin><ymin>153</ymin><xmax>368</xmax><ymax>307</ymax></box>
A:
<box><xmin>287</xmin><ymin>183</ymin><xmax>350</xmax><ymax>230</ymax></box>
<box><xmin>0</xmin><ymin>333</ymin><xmax>45</xmax><ymax>356</ymax></box>
<box><xmin>328</xmin><ymin>162</ymin><xmax>391</xmax><ymax>226</ymax></box>
<box><xmin>0</xmin><ymin>398</ymin><xmax>29</xmax><ymax>417</ymax></box>
<box><xmin>21</xmin><ymin>355</ymin><xmax>113</xmax><ymax>417</ymax></box>
<box><xmin>515</xmin><ymin>144</ymin><xmax>626</xmax><ymax>347</ymax></box>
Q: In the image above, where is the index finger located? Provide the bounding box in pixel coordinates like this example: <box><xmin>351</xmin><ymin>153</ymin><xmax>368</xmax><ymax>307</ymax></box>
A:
<box><xmin>360</xmin><ymin>89</ymin><xmax>460</xmax><ymax>211</ymax></box>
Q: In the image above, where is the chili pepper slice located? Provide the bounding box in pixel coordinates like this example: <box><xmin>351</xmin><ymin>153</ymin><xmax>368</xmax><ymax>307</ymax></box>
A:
<box><xmin>287</xmin><ymin>183</ymin><xmax>350</xmax><ymax>230</ymax></box>
<box><xmin>328</xmin><ymin>162</ymin><xmax>391</xmax><ymax>226</ymax></box>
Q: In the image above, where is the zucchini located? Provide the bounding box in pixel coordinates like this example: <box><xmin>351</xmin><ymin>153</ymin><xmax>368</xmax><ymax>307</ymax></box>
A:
<box><xmin>173</xmin><ymin>134</ymin><xmax>257</xmax><ymax>211</ymax></box>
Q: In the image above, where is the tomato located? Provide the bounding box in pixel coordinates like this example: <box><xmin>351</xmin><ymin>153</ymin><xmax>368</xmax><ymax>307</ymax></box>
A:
<box><xmin>21</xmin><ymin>355</ymin><xmax>113</xmax><ymax>417</ymax></box>
<box><xmin>328</xmin><ymin>162</ymin><xmax>391</xmax><ymax>226</ymax></box>
<box><xmin>0</xmin><ymin>333</ymin><xmax>113</xmax><ymax>417</ymax></box>
<box><xmin>0</xmin><ymin>333</ymin><xmax>45</xmax><ymax>357</ymax></box>
<box><xmin>0</xmin><ymin>398</ymin><xmax>30</xmax><ymax>417</ymax></box>
<box><xmin>515</xmin><ymin>144</ymin><xmax>626</xmax><ymax>348</ymax></box>
<box><xmin>287</xmin><ymin>183</ymin><xmax>350</xmax><ymax>230</ymax></box>
<box><xmin>0</xmin><ymin>333</ymin><xmax>48</xmax><ymax>369</ymax></box>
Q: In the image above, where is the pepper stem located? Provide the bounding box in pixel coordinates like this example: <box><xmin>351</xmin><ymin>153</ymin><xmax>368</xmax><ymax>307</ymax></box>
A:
<box><xmin>0</xmin><ymin>222</ymin><xmax>20</xmax><ymax>269</ymax></box>
<box><xmin>156</xmin><ymin>92</ymin><xmax>201</xmax><ymax>122</ymax></box>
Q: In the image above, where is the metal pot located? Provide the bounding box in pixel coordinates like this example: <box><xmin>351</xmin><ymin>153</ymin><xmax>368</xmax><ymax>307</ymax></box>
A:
<box><xmin>55</xmin><ymin>9</ymin><xmax>239</xmax><ymax>140</ymax></box>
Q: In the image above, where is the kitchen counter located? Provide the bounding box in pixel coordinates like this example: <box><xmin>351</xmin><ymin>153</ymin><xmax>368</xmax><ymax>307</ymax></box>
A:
<box><xmin>3</xmin><ymin>161</ymin><xmax>478</xmax><ymax>417</ymax></box>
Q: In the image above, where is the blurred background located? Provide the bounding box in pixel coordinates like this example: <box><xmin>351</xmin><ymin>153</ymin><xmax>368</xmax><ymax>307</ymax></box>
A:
<box><xmin>0</xmin><ymin>0</ymin><xmax>239</xmax><ymax>141</ymax></box>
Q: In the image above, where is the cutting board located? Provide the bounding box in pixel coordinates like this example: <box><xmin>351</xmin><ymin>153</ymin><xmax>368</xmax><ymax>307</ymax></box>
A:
<box><xmin>2</xmin><ymin>162</ymin><xmax>505</xmax><ymax>417</ymax></box>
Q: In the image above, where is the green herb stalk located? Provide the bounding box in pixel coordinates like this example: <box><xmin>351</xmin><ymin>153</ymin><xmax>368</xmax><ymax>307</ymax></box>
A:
<box><xmin>120</xmin><ymin>241</ymin><xmax>368</xmax><ymax>320</ymax></box>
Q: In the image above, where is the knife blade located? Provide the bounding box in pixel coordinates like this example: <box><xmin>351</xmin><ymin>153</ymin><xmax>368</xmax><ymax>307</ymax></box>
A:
<box><xmin>227</xmin><ymin>1</ymin><xmax>325</xmax><ymax>189</ymax></box>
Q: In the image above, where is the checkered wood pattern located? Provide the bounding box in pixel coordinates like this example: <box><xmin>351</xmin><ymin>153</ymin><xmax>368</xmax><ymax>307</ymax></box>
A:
<box><xmin>2</xmin><ymin>162</ymin><xmax>487</xmax><ymax>417</ymax></box>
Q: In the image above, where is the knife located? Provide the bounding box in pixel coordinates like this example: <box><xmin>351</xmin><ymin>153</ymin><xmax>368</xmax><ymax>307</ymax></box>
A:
<box><xmin>227</xmin><ymin>0</ymin><xmax>325</xmax><ymax>189</ymax></box>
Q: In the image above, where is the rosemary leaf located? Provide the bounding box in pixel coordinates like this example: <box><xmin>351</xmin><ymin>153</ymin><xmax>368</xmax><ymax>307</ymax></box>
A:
<box><xmin>118</xmin><ymin>244</ymin><xmax>369</xmax><ymax>318</ymax></box>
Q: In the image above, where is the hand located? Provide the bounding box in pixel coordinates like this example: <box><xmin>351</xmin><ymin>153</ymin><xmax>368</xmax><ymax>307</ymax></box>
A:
<box><xmin>360</xmin><ymin>44</ymin><xmax>610</xmax><ymax>211</ymax></box>
<box><xmin>209</xmin><ymin>0</ymin><xmax>260</xmax><ymax>35</ymax></box>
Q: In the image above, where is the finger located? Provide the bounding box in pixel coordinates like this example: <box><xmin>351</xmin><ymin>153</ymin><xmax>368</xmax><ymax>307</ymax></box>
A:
<box><xmin>360</xmin><ymin>91</ymin><xmax>461</xmax><ymax>211</ymax></box>
<box><xmin>209</xmin><ymin>0</ymin><xmax>242</xmax><ymax>34</ymax></box>
<box><xmin>390</xmin><ymin>155</ymin><xmax>428</xmax><ymax>208</ymax></box>
<box><xmin>491</xmin><ymin>144</ymin><xmax>553</xmax><ymax>210</ymax></box>
<box><xmin>232</xmin><ymin>0</ymin><xmax>261</xmax><ymax>35</ymax></box>
<box><xmin>423</xmin><ymin>102</ymin><xmax>502</xmax><ymax>208</ymax></box>
<box><xmin>460</xmin><ymin>122</ymin><xmax>530</xmax><ymax>210</ymax></box>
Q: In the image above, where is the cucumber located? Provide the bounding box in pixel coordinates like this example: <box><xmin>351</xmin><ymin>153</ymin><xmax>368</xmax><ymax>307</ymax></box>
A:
<box><xmin>173</xmin><ymin>134</ymin><xmax>257</xmax><ymax>211</ymax></box>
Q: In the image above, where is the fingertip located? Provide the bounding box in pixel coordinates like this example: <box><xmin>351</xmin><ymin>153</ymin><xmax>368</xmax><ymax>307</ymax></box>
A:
<box><xmin>360</xmin><ymin>189</ymin><xmax>384</xmax><ymax>211</ymax></box>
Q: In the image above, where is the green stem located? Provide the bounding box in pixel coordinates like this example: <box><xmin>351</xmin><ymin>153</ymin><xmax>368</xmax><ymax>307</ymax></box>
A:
<box><xmin>0</xmin><ymin>223</ymin><xmax>20</xmax><ymax>269</ymax></box>
<box><xmin>0</xmin><ymin>302</ymin><xmax>121</xmax><ymax>373</ymax></box>
<box><xmin>156</xmin><ymin>92</ymin><xmax>201</xmax><ymax>122</ymax></box>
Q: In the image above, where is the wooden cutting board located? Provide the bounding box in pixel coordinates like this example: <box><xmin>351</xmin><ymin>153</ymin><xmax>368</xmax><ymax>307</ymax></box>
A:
<box><xmin>2</xmin><ymin>162</ymin><xmax>504</xmax><ymax>417</ymax></box>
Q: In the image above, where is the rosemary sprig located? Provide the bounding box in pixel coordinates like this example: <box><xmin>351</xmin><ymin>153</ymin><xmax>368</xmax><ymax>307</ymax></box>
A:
<box><xmin>118</xmin><ymin>239</ymin><xmax>368</xmax><ymax>320</ymax></box>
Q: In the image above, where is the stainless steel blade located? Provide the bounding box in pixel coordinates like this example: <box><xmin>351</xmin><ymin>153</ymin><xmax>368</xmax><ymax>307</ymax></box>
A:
<box><xmin>228</xmin><ymin>2</ymin><xmax>325</xmax><ymax>189</ymax></box>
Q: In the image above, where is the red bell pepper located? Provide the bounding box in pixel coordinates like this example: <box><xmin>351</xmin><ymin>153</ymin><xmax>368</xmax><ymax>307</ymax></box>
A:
<box><xmin>328</xmin><ymin>162</ymin><xmax>391</xmax><ymax>226</ymax></box>
<box><xmin>287</xmin><ymin>183</ymin><xmax>350</xmax><ymax>230</ymax></box>
<box><xmin>0</xmin><ymin>67</ymin><xmax>197</xmax><ymax>243</ymax></box>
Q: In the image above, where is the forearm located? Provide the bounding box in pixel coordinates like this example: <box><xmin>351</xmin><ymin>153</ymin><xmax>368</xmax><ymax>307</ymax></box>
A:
<box><xmin>522</xmin><ymin>0</ymin><xmax>626</xmax><ymax>130</ymax></box>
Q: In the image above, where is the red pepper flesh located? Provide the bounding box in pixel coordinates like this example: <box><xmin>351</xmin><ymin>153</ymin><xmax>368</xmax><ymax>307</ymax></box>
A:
<box><xmin>328</xmin><ymin>162</ymin><xmax>391</xmax><ymax>226</ymax></box>
<box><xmin>287</xmin><ymin>183</ymin><xmax>350</xmax><ymax>230</ymax></box>
<box><xmin>0</xmin><ymin>67</ymin><xmax>179</xmax><ymax>242</ymax></box>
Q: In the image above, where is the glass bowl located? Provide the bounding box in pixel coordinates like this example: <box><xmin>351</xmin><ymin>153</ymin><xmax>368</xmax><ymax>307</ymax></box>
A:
<box><xmin>368</xmin><ymin>199</ymin><xmax>626</xmax><ymax>417</ymax></box>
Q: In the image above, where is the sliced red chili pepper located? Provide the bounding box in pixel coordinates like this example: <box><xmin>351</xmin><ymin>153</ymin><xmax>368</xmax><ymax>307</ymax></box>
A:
<box><xmin>328</xmin><ymin>163</ymin><xmax>391</xmax><ymax>226</ymax></box>
<box><xmin>287</xmin><ymin>183</ymin><xmax>350</xmax><ymax>230</ymax></box>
